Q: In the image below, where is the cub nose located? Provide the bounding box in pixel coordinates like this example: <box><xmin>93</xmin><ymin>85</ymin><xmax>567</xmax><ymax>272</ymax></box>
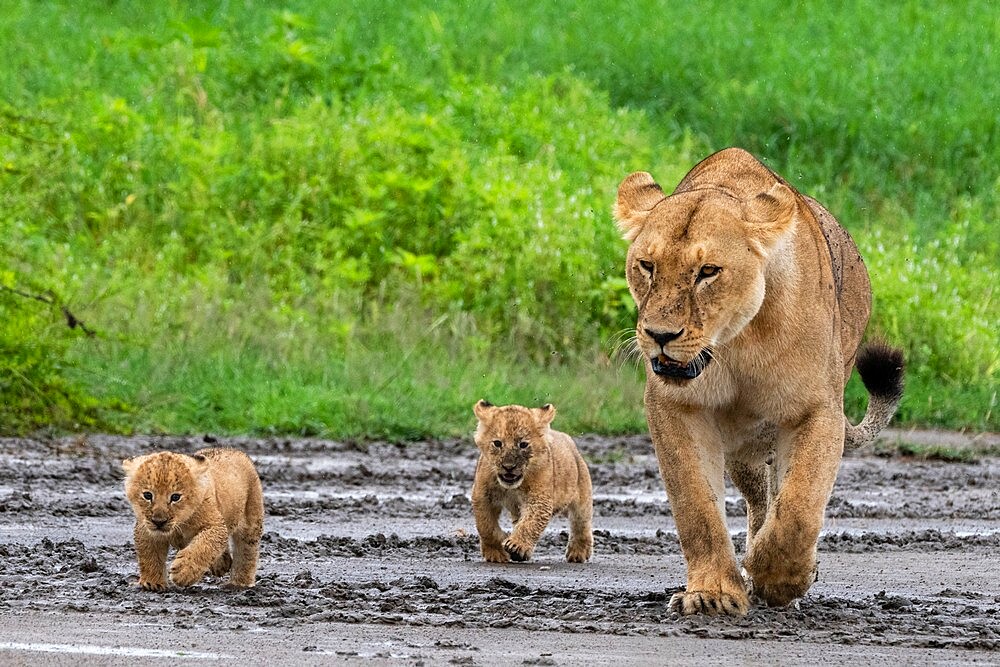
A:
<box><xmin>645</xmin><ymin>328</ymin><xmax>684</xmax><ymax>347</ymax></box>
<box><xmin>152</xmin><ymin>518</ymin><xmax>168</xmax><ymax>529</ymax></box>
<box><xmin>502</xmin><ymin>463</ymin><xmax>517</xmax><ymax>472</ymax></box>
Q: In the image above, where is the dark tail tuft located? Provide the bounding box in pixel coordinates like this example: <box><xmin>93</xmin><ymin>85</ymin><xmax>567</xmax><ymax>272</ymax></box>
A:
<box><xmin>855</xmin><ymin>340</ymin><xmax>905</xmax><ymax>401</ymax></box>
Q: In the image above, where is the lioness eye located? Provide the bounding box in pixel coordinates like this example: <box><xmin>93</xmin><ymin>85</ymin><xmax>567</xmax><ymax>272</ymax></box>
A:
<box><xmin>638</xmin><ymin>259</ymin><xmax>654</xmax><ymax>273</ymax></box>
<box><xmin>142</xmin><ymin>491</ymin><xmax>153</xmax><ymax>501</ymax></box>
<box><xmin>518</xmin><ymin>441</ymin><xmax>529</xmax><ymax>449</ymax></box>
<box><xmin>170</xmin><ymin>493</ymin><xmax>181</xmax><ymax>503</ymax></box>
<box><xmin>698</xmin><ymin>265</ymin><xmax>720</xmax><ymax>280</ymax></box>
<box><xmin>492</xmin><ymin>440</ymin><xmax>502</xmax><ymax>448</ymax></box>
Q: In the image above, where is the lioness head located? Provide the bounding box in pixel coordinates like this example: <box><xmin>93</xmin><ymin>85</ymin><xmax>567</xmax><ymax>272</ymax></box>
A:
<box><xmin>473</xmin><ymin>400</ymin><xmax>555</xmax><ymax>489</ymax></box>
<box><xmin>122</xmin><ymin>452</ymin><xmax>209</xmax><ymax>534</ymax></box>
<box><xmin>614</xmin><ymin>167</ymin><xmax>798</xmax><ymax>382</ymax></box>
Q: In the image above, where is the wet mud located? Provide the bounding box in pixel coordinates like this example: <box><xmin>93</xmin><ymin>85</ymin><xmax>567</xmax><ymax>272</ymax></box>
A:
<box><xmin>0</xmin><ymin>434</ymin><xmax>998</xmax><ymax>662</ymax></box>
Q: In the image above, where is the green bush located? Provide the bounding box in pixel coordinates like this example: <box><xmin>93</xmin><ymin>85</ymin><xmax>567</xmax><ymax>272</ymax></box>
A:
<box><xmin>0</xmin><ymin>1</ymin><xmax>996</xmax><ymax>436</ymax></box>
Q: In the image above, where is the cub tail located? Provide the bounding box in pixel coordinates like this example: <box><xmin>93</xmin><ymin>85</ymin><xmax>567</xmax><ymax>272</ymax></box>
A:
<box><xmin>844</xmin><ymin>340</ymin><xmax>905</xmax><ymax>451</ymax></box>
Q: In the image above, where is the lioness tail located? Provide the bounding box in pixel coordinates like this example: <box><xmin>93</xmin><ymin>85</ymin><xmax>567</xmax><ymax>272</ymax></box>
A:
<box><xmin>844</xmin><ymin>341</ymin><xmax>905</xmax><ymax>450</ymax></box>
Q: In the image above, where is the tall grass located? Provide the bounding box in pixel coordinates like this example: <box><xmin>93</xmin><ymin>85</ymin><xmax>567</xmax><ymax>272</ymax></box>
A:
<box><xmin>1</xmin><ymin>1</ymin><xmax>996</xmax><ymax>435</ymax></box>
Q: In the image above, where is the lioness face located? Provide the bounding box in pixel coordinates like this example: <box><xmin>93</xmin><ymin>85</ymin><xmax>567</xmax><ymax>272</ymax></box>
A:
<box><xmin>123</xmin><ymin>453</ymin><xmax>206</xmax><ymax>534</ymax></box>
<box><xmin>616</xmin><ymin>173</ymin><xmax>795</xmax><ymax>382</ymax></box>
<box><xmin>473</xmin><ymin>401</ymin><xmax>555</xmax><ymax>489</ymax></box>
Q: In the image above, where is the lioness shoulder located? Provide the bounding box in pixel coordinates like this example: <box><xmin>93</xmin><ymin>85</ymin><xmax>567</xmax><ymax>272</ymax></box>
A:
<box><xmin>122</xmin><ymin>447</ymin><xmax>264</xmax><ymax>591</ymax></box>
<box><xmin>470</xmin><ymin>400</ymin><xmax>593</xmax><ymax>563</ymax></box>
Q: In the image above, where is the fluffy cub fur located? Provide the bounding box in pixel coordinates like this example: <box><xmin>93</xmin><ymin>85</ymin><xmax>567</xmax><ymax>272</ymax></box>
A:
<box><xmin>471</xmin><ymin>400</ymin><xmax>593</xmax><ymax>563</ymax></box>
<box><xmin>122</xmin><ymin>448</ymin><xmax>264</xmax><ymax>591</ymax></box>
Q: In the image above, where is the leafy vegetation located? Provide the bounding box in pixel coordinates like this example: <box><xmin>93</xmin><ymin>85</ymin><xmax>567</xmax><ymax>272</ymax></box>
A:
<box><xmin>1</xmin><ymin>1</ymin><xmax>997</xmax><ymax>436</ymax></box>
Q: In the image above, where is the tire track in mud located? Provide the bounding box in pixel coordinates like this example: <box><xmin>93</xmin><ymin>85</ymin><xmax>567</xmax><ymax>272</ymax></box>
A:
<box><xmin>0</xmin><ymin>434</ymin><xmax>998</xmax><ymax>652</ymax></box>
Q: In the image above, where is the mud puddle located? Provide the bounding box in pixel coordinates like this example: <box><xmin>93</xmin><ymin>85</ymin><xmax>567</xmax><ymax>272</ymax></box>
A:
<box><xmin>0</xmin><ymin>434</ymin><xmax>998</xmax><ymax>664</ymax></box>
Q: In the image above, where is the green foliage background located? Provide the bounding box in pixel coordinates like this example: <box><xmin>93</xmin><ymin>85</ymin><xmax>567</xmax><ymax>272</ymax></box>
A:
<box><xmin>1</xmin><ymin>1</ymin><xmax>997</xmax><ymax>436</ymax></box>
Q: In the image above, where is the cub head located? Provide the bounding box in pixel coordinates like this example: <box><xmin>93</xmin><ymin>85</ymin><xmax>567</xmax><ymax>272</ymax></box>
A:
<box><xmin>614</xmin><ymin>167</ymin><xmax>798</xmax><ymax>383</ymax></box>
<box><xmin>472</xmin><ymin>400</ymin><xmax>555</xmax><ymax>489</ymax></box>
<box><xmin>122</xmin><ymin>452</ymin><xmax>209</xmax><ymax>534</ymax></box>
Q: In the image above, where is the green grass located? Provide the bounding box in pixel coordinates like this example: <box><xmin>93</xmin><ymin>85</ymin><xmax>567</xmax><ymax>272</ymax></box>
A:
<box><xmin>1</xmin><ymin>1</ymin><xmax>997</xmax><ymax>437</ymax></box>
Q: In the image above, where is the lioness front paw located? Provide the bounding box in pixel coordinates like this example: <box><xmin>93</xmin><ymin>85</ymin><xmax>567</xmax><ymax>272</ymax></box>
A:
<box><xmin>668</xmin><ymin>589</ymin><xmax>749</xmax><ymax>616</ymax></box>
<box><xmin>138</xmin><ymin>578</ymin><xmax>167</xmax><ymax>592</ymax></box>
<box><xmin>168</xmin><ymin>556</ymin><xmax>206</xmax><ymax>588</ymax></box>
<box><xmin>502</xmin><ymin>538</ymin><xmax>532</xmax><ymax>562</ymax></box>
<box><xmin>481</xmin><ymin>544</ymin><xmax>511</xmax><ymax>563</ymax></box>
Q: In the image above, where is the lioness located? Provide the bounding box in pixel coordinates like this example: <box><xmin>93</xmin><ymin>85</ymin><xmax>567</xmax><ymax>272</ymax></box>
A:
<box><xmin>614</xmin><ymin>148</ymin><xmax>904</xmax><ymax>615</ymax></box>
<box><xmin>471</xmin><ymin>400</ymin><xmax>594</xmax><ymax>563</ymax></box>
<box><xmin>122</xmin><ymin>448</ymin><xmax>264</xmax><ymax>591</ymax></box>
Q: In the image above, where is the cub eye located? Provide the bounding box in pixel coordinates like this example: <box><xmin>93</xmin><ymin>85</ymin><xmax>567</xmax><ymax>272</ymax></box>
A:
<box><xmin>170</xmin><ymin>493</ymin><xmax>182</xmax><ymax>503</ymax></box>
<box><xmin>638</xmin><ymin>259</ymin><xmax>654</xmax><ymax>274</ymax></box>
<box><xmin>142</xmin><ymin>491</ymin><xmax>153</xmax><ymax>501</ymax></box>
<box><xmin>492</xmin><ymin>440</ymin><xmax>502</xmax><ymax>448</ymax></box>
<box><xmin>698</xmin><ymin>265</ymin><xmax>721</xmax><ymax>281</ymax></box>
<box><xmin>518</xmin><ymin>441</ymin><xmax>529</xmax><ymax>449</ymax></box>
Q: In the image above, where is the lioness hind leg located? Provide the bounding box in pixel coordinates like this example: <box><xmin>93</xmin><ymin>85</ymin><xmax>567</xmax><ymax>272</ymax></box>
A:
<box><xmin>727</xmin><ymin>459</ymin><xmax>770</xmax><ymax>548</ymax></box>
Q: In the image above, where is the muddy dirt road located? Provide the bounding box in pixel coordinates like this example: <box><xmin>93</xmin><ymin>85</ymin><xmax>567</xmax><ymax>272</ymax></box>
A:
<box><xmin>0</xmin><ymin>433</ymin><xmax>997</xmax><ymax>665</ymax></box>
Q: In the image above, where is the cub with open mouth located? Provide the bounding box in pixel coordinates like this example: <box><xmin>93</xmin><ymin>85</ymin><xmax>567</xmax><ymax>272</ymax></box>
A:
<box><xmin>471</xmin><ymin>400</ymin><xmax>594</xmax><ymax>564</ymax></box>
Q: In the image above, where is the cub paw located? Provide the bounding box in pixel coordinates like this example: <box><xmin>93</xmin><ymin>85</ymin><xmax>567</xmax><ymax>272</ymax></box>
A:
<box><xmin>168</xmin><ymin>556</ymin><xmax>206</xmax><ymax>588</ymax></box>
<box><xmin>502</xmin><ymin>538</ymin><xmax>532</xmax><ymax>562</ymax></box>
<box><xmin>210</xmin><ymin>551</ymin><xmax>233</xmax><ymax>577</ymax></box>
<box><xmin>481</xmin><ymin>545</ymin><xmax>511</xmax><ymax>563</ymax></box>
<box><xmin>565</xmin><ymin>542</ymin><xmax>592</xmax><ymax>563</ymax></box>
<box><xmin>138</xmin><ymin>578</ymin><xmax>167</xmax><ymax>592</ymax></box>
<box><xmin>669</xmin><ymin>589</ymin><xmax>749</xmax><ymax>616</ymax></box>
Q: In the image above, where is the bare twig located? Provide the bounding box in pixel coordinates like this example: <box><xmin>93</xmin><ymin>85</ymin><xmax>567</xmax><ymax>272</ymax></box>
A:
<box><xmin>1</xmin><ymin>285</ymin><xmax>97</xmax><ymax>337</ymax></box>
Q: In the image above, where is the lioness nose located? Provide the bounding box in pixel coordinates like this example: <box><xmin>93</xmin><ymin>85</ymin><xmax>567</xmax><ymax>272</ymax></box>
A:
<box><xmin>645</xmin><ymin>328</ymin><xmax>683</xmax><ymax>346</ymax></box>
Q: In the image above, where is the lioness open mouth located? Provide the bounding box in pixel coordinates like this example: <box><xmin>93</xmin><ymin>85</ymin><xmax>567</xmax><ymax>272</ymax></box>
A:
<box><xmin>650</xmin><ymin>350</ymin><xmax>712</xmax><ymax>380</ymax></box>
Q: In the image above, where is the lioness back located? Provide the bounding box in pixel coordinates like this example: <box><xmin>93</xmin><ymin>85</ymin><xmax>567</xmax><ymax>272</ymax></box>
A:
<box><xmin>471</xmin><ymin>400</ymin><xmax>594</xmax><ymax>563</ymax></box>
<box><xmin>122</xmin><ymin>447</ymin><xmax>264</xmax><ymax>590</ymax></box>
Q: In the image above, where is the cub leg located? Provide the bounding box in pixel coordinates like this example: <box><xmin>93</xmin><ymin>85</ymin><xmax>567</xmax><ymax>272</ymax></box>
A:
<box><xmin>472</xmin><ymin>489</ymin><xmax>510</xmax><ymax>563</ymax></box>
<box><xmin>169</xmin><ymin>524</ymin><xmax>229</xmax><ymax>588</ymax></box>
<box><xmin>743</xmin><ymin>410</ymin><xmax>842</xmax><ymax>607</ymax></box>
<box><xmin>134</xmin><ymin>525</ymin><xmax>169</xmax><ymax>592</ymax></box>
<box><xmin>651</xmin><ymin>414</ymin><xmax>749</xmax><ymax>616</ymax></box>
<box><xmin>566</xmin><ymin>500</ymin><xmax>594</xmax><ymax>563</ymax></box>
<box><xmin>227</xmin><ymin>481</ymin><xmax>264</xmax><ymax>588</ymax></box>
<box><xmin>566</xmin><ymin>467</ymin><xmax>594</xmax><ymax>563</ymax></box>
<box><xmin>209</xmin><ymin>549</ymin><xmax>233</xmax><ymax>577</ymax></box>
<box><xmin>503</xmin><ymin>498</ymin><xmax>553</xmax><ymax>562</ymax></box>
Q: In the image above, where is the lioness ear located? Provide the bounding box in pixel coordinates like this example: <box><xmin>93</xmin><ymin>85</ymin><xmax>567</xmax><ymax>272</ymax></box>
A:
<box><xmin>744</xmin><ymin>182</ymin><xmax>797</xmax><ymax>253</ymax></box>
<box><xmin>614</xmin><ymin>172</ymin><xmax>665</xmax><ymax>241</ymax></box>
<box><xmin>473</xmin><ymin>399</ymin><xmax>494</xmax><ymax>421</ymax></box>
<box><xmin>534</xmin><ymin>403</ymin><xmax>556</xmax><ymax>427</ymax></box>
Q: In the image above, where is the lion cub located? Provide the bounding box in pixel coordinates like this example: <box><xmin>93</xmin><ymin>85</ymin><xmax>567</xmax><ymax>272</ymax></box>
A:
<box><xmin>471</xmin><ymin>400</ymin><xmax>593</xmax><ymax>563</ymax></box>
<box><xmin>122</xmin><ymin>448</ymin><xmax>264</xmax><ymax>591</ymax></box>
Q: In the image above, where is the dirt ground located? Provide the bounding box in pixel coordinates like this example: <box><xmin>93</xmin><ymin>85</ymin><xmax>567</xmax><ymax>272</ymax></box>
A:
<box><xmin>0</xmin><ymin>432</ymin><xmax>998</xmax><ymax>665</ymax></box>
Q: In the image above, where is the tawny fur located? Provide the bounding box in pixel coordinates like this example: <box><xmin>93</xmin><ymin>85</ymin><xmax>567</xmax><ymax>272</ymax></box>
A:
<box><xmin>122</xmin><ymin>448</ymin><xmax>264</xmax><ymax>591</ymax></box>
<box><xmin>614</xmin><ymin>147</ymin><xmax>904</xmax><ymax>616</ymax></box>
<box><xmin>471</xmin><ymin>401</ymin><xmax>594</xmax><ymax>564</ymax></box>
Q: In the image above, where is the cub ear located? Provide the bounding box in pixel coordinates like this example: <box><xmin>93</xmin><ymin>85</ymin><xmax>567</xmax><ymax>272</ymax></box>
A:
<box><xmin>534</xmin><ymin>403</ymin><xmax>556</xmax><ymax>427</ymax></box>
<box><xmin>187</xmin><ymin>454</ymin><xmax>211</xmax><ymax>486</ymax></box>
<box><xmin>743</xmin><ymin>181</ymin><xmax>797</xmax><ymax>253</ymax></box>
<box><xmin>122</xmin><ymin>455</ymin><xmax>144</xmax><ymax>478</ymax></box>
<box><xmin>614</xmin><ymin>172</ymin><xmax>665</xmax><ymax>241</ymax></box>
<box><xmin>473</xmin><ymin>399</ymin><xmax>494</xmax><ymax>421</ymax></box>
